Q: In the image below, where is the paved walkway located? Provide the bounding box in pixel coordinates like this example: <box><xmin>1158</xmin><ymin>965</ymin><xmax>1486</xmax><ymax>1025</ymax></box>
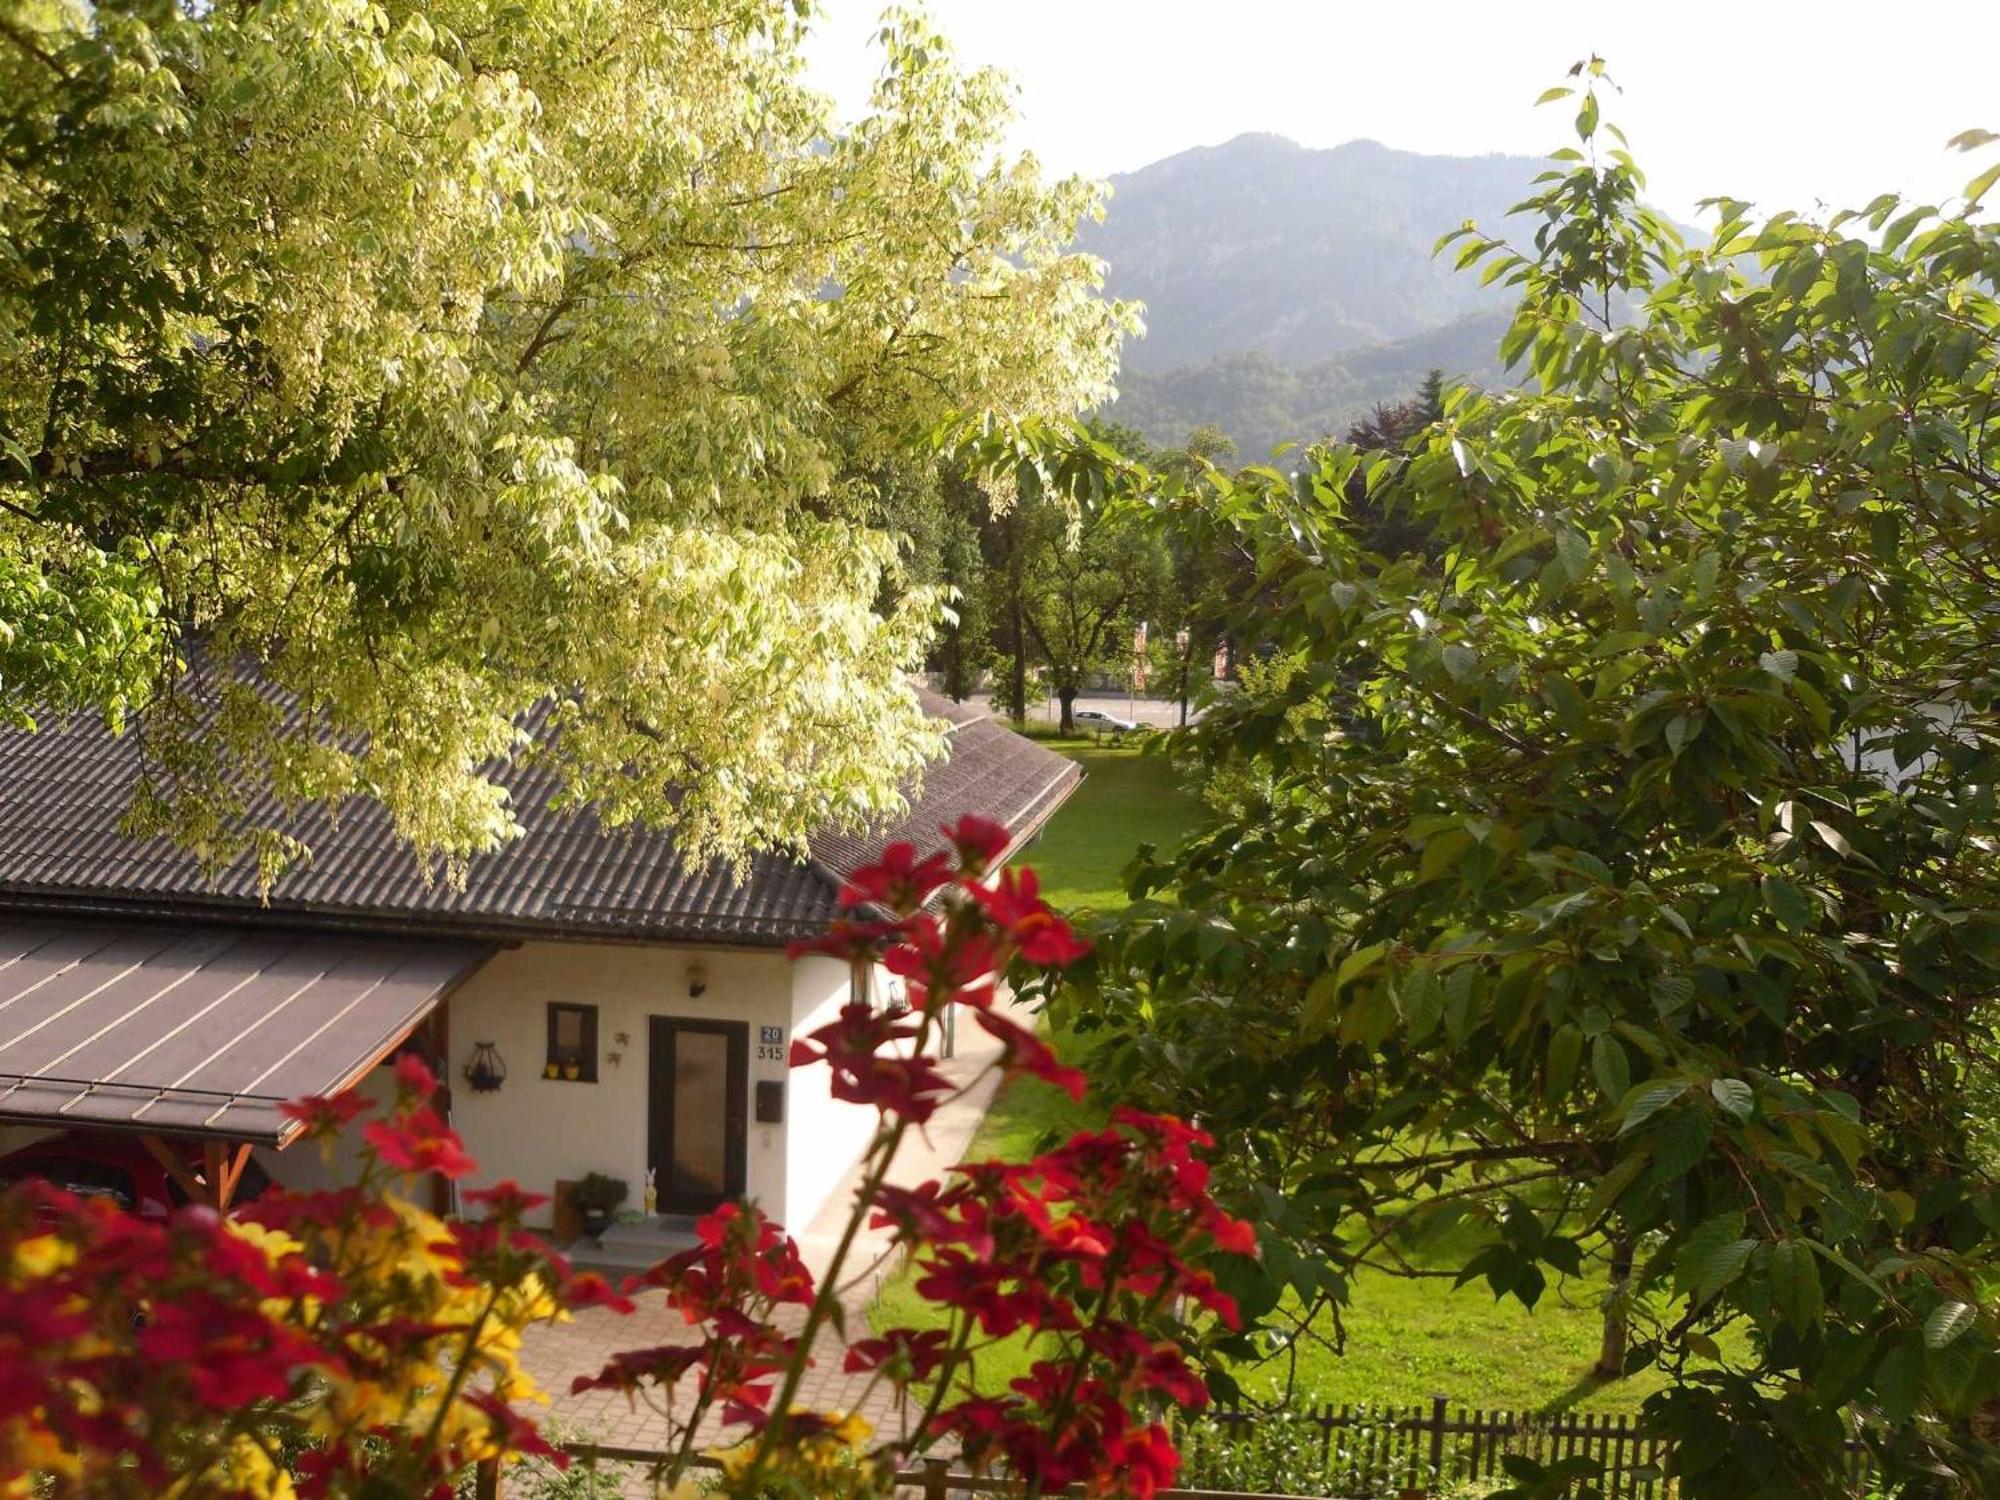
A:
<box><xmin>517</xmin><ymin>995</ymin><xmax>1028</xmax><ymax>1466</ymax></box>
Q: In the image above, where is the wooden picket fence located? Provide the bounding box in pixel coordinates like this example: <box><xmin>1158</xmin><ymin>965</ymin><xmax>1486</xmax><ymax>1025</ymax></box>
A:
<box><xmin>1194</xmin><ymin>1398</ymin><xmax>1669</xmax><ymax>1496</ymax></box>
<box><xmin>473</xmin><ymin>1400</ymin><xmax>1880</xmax><ymax>1498</ymax></box>
<box><xmin>1189</xmin><ymin>1399</ymin><xmax>1875</xmax><ymax>1498</ymax></box>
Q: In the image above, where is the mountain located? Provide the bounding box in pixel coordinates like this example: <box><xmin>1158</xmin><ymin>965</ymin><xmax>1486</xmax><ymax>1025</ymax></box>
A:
<box><xmin>1114</xmin><ymin>312</ymin><xmax>1511</xmax><ymax>466</ymax></box>
<box><xmin>1078</xmin><ymin>134</ymin><xmax>1542</xmax><ymax>457</ymax></box>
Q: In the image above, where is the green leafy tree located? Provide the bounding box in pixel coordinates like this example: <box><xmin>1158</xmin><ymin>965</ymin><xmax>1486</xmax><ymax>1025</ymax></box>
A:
<box><xmin>975</xmin><ymin>419</ymin><xmax>1164</xmax><ymax>734</ymax></box>
<box><xmin>1011</xmin><ymin>495</ymin><xmax>1168</xmax><ymax>735</ymax></box>
<box><xmin>926</xmin><ymin>466</ymin><xmax>995</xmax><ymax>703</ymax></box>
<box><xmin>966</xmin><ymin>421</ymin><xmax>1160</xmax><ymax>727</ymax></box>
<box><xmin>1067</xmin><ymin>70</ymin><xmax>2000</xmax><ymax>1498</ymax></box>
<box><xmin>1150</xmin><ymin>425</ymin><xmax>1242</xmax><ymax>725</ymax></box>
<box><xmin>0</xmin><ymin>0</ymin><xmax>1128</xmax><ymax>875</ymax></box>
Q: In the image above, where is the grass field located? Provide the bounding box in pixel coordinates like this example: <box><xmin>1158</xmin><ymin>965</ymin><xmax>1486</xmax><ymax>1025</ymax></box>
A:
<box><xmin>1013</xmin><ymin>729</ymin><xmax>1202</xmax><ymax>915</ymax></box>
<box><xmin>873</xmin><ymin>730</ymin><xmax>1699</xmax><ymax>1415</ymax></box>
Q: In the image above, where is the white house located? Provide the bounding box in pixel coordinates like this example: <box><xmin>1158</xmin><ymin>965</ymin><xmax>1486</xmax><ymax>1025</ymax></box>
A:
<box><xmin>0</xmin><ymin>690</ymin><xmax>1077</xmax><ymax>1240</ymax></box>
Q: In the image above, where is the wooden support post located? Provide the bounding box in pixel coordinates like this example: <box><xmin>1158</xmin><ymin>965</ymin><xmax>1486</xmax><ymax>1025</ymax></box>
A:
<box><xmin>919</xmin><ymin>1457</ymin><xmax>949</xmax><ymax>1500</ymax></box>
<box><xmin>138</xmin><ymin>1135</ymin><xmax>252</xmax><ymax>1211</ymax></box>
<box><xmin>203</xmin><ymin>1141</ymin><xmax>253</xmax><ymax>1210</ymax></box>
<box><xmin>474</xmin><ymin>1455</ymin><xmax>500</xmax><ymax>1500</ymax></box>
<box><xmin>137</xmin><ymin>1135</ymin><xmax>206</xmax><ymax>1206</ymax></box>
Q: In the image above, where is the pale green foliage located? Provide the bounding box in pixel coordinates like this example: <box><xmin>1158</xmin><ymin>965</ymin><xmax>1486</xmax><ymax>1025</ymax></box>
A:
<box><xmin>0</xmin><ymin>0</ymin><xmax>1131</xmax><ymax>872</ymax></box>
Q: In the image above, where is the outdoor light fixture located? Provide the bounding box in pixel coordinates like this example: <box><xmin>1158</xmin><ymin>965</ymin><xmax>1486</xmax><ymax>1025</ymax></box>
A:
<box><xmin>686</xmin><ymin>961</ymin><xmax>708</xmax><ymax>999</ymax></box>
<box><xmin>463</xmin><ymin>1041</ymin><xmax>507</xmax><ymax>1093</ymax></box>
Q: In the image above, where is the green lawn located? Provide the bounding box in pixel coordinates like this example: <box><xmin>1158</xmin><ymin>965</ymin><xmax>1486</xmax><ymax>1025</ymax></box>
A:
<box><xmin>877</xmin><ymin>732</ymin><xmax>1706</xmax><ymax>1415</ymax></box>
<box><xmin>932</xmin><ymin>730</ymin><xmax>1196</xmax><ymax>1158</ymax></box>
<box><xmin>1013</xmin><ymin>729</ymin><xmax>1203</xmax><ymax>914</ymax></box>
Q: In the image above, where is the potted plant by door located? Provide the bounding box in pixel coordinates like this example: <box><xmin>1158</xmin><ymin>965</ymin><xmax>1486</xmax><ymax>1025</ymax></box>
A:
<box><xmin>569</xmin><ymin>1172</ymin><xmax>628</xmax><ymax>1241</ymax></box>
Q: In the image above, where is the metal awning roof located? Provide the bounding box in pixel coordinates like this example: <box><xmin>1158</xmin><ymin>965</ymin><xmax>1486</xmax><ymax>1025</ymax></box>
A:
<box><xmin>0</xmin><ymin>918</ymin><xmax>491</xmax><ymax>1146</ymax></box>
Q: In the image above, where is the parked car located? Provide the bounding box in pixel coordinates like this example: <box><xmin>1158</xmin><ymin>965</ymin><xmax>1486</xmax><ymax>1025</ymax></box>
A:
<box><xmin>0</xmin><ymin>1131</ymin><xmax>269</xmax><ymax>1221</ymax></box>
<box><xmin>1074</xmin><ymin>708</ymin><xmax>1142</xmax><ymax>737</ymax></box>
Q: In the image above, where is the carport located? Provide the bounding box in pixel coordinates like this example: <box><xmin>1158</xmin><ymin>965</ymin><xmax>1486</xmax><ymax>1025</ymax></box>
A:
<box><xmin>0</xmin><ymin>918</ymin><xmax>490</xmax><ymax>1208</ymax></box>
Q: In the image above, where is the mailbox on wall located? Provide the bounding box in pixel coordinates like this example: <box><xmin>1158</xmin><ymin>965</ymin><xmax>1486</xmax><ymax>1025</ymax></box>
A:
<box><xmin>755</xmin><ymin>1079</ymin><xmax>785</xmax><ymax>1124</ymax></box>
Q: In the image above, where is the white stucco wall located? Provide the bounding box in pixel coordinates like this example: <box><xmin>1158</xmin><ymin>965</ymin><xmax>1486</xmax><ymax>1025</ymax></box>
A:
<box><xmin>446</xmin><ymin>939</ymin><xmax>800</xmax><ymax>1227</ymax></box>
<box><xmin>782</xmin><ymin>956</ymin><xmax>882</xmax><ymax>1233</ymax></box>
<box><xmin>3</xmin><ymin>936</ymin><xmax>895</xmax><ymax>1237</ymax></box>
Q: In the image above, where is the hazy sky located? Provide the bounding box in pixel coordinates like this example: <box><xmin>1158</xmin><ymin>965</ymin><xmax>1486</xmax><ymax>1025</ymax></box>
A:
<box><xmin>803</xmin><ymin>2</ymin><xmax>1999</xmax><ymax>223</ymax></box>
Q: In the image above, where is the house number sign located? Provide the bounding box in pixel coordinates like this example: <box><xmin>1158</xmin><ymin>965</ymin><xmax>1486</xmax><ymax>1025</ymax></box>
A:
<box><xmin>757</xmin><ymin>1024</ymin><xmax>785</xmax><ymax>1061</ymax></box>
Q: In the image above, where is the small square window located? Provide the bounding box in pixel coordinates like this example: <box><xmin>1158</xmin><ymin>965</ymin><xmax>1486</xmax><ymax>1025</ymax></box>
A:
<box><xmin>546</xmin><ymin>1003</ymin><xmax>598</xmax><ymax>1082</ymax></box>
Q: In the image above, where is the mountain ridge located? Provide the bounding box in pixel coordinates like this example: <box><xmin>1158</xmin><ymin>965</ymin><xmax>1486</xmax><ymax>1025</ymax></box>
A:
<box><xmin>1079</xmin><ymin>132</ymin><xmax>1540</xmax><ymax>457</ymax></box>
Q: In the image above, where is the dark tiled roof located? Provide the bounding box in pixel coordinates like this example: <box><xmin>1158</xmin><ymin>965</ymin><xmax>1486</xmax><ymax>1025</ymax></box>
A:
<box><xmin>0</xmin><ymin>691</ymin><xmax>1079</xmax><ymax>948</ymax></box>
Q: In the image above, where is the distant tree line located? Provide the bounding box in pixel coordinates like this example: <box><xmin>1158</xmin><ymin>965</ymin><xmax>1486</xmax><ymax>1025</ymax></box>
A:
<box><xmin>878</xmin><ymin>371</ymin><xmax>1451</xmax><ymax>735</ymax></box>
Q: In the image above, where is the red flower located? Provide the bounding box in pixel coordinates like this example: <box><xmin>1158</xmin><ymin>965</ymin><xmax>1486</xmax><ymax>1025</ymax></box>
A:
<box><xmin>915</xmin><ymin>1251</ymin><xmax>1079</xmax><ymax>1337</ymax></box>
<box><xmin>462</xmin><ymin>1179</ymin><xmax>549</xmax><ymax>1221</ymax></box>
<box><xmin>969</xmin><ymin>1008</ymin><xmax>1086</xmax><ymax>1101</ymax></box>
<box><xmin>363</xmin><ymin>1109</ymin><xmax>477</xmax><ymax>1180</ymax></box>
<box><xmin>870</xmin><ymin>1181</ymin><xmax>994</xmax><ymax>1258</ymax></box>
<box><xmin>884</xmin><ymin>917</ymin><xmax>1001</xmax><ymax>1000</ymax></box>
<box><xmin>790</xmin><ymin>1003</ymin><xmax>956</xmax><ymax>1121</ymax></box>
<box><xmin>942</xmin><ymin>814</ymin><xmax>1011</xmax><ymax>874</ymax></box>
<box><xmin>571</xmin><ymin>1343</ymin><xmax>707</xmax><ymax>1395</ymax></box>
<box><xmin>1174</xmin><ymin>1266</ymin><xmax>1242</xmax><ymax>1330</ymax></box>
<box><xmin>280</xmin><ymin>1091</ymin><xmax>369</xmax><ymax>1138</ymax></box>
<box><xmin>839</xmin><ymin>841</ymin><xmax>956</xmax><ymax>913</ymax></box>
<box><xmin>564</xmin><ymin>1271</ymin><xmax>637</xmax><ymax>1316</ymax></box>
<box><xmin>786</xmin><ymin>917</ymin><xmax>905</xmax><ymax>963</ymax></box>
<box><xmin>1115</xmin><ymin>1421</ymin><xmax>1182</xmax><ymax>1499</ymax></box>
<box><xmin>463</xmin><ymin>1390</ymin><xmax>564</xmax><ymax>1464</ymax></box>
<box><xmin>240</xmin><ymin>1186</ymin><xmax>389</xmax><ymax>1236</ymax></box>
<box><xmin>843</xmin><ymin>1326</ymin><xmax>951</xmax><ymax>1379</ymax></box>
<box><xmin>137</xmin><ymin>1300</ymin><xmax>323</xmax><ymax>1408</ymax></box>
<box><xmin>392</xmin><ymin>1050</ymin><xmax>439</xmax><ymax>1098</ymax></box>
<box><xmin>1085</xmin><ymin>1327</ymin><xmax>1211</xmax><ymax>1407</ymax></box>
<box><xmin>1110</xmin><ymin>1105</ymin><xmax>1215</xmax><ymax>1152</ymax></box>
<box><xmin>972</xmin><ymin>866</ymin><xmax>1091</xmax><ymax>967</ymax></box>
<box><xmin>1202</xmin><ymin>1207</ymin><xmax>1258</xmax><ymax>1257</ymax></box>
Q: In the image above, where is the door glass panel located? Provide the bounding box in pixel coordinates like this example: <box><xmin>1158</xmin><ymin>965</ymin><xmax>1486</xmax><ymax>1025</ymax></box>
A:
<box><xmin>671</xmin><ymin>1031</ymin><xmax>730</xmax><ymax>1198</ymax></box>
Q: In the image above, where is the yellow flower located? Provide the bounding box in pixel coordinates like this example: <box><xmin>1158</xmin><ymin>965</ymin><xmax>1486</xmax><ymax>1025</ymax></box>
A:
<box><xmin>825</xmin><ymin>1412</ymin><xmax>872</xmax><ymax>1450</ymax></box>
<box><xmin>10</xmin><ymin>1234</ymin><xmax>74</xmax><ymax>1279</ymax></box>
<box><xmin>165</xmin><ymin>1434</ymin><xmax>295</xmax><ymax>1500</ymax></box>
<box><xmin>712</xmin><ymin>1440</ymin><xmax>759</xmax><ymax>1483</ymax></box>
<box><xmin>225</xmin><ymin>1218</ymin><xmax>304</xmax><ymax>1264</ymax></box>
<box><xmin>1</xmin><ymin>1418</ymin><xmax>80</xmax><ymax>1490</ymax></box>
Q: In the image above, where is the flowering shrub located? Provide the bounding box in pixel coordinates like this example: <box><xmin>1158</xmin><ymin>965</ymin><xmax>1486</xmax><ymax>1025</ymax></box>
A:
<box><xmin>571</xmin><ymin>815</ymin><xmax>1256</xmax><ymax>1498</ymax></box>
<box><xmin>0</xmin><ymin>1051</ymin><xmax>632</xmax><ymax>1497</ymax></box>
<box><xmin>0</xmin><ymin>819</ymin><xmax>1252</xmax><ymax>1497</ymax></box>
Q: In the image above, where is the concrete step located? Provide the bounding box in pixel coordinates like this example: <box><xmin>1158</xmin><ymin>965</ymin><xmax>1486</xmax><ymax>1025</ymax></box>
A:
<box><xmin>599</xmin><ymin>1212</ymin><xmax>702</xmax><ymax>1247</ymax></box>
<box><xmin>562</xmin><ymin>1214</ymin><xmax>701</xmax><ymax>1276</ymax></box>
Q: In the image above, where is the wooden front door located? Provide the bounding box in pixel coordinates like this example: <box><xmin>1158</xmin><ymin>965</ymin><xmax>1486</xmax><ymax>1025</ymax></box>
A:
<box><xmin>646</xmin><ymin>1018</ymin><xmax>748</xmax><ymax>1215</ymax></box>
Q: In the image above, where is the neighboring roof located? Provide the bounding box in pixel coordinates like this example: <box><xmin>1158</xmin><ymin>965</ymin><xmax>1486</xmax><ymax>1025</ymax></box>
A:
<box><xmin>0</xmin><ymin>690</ymin><xmax>1080</xmax><ymax>948</ymax></box>
<box><xmin>0</xmin><ymin>917</ymin><xmax>487</xmax><ymax>1144</ymax></box>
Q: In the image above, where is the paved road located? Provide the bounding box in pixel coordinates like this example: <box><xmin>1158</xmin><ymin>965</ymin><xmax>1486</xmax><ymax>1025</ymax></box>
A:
<box><xmin>1021</xmin><ymin>692</ymin><xmax>1204</xmax><ymax>730</ymax></box>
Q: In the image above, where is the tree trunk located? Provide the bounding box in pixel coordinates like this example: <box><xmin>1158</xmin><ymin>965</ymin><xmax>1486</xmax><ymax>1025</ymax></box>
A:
<box><xmin>1058</xmin><ymin>686</ymin><xmax>1078</xmax><ymax>736</ymax></box>
<box><xmin>941</xmin><ymin>629</ymin><xmax>965</xmax><ymax>702</ymax></box>
<box><xmin>1596</xmin><ymin>1233</ymin><xmax>1635</xmax><ymax>1377</ymax></box>
<box><xmin>1177</xmin><ymin>653</ymin><xmax>1192</xmax><ymax>726</ymax></box>
<box><xmin>1007</xmin><ymin>583</ymin><xmax>1027</xmax><ymax>723</ymax></box>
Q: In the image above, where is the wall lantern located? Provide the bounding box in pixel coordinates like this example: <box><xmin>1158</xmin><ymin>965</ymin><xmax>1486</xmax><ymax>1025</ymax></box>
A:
<box><xmin>463</xmin><ymin>1041</ymin><xmax>507</xmax><ymax>1094</ymax></box>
